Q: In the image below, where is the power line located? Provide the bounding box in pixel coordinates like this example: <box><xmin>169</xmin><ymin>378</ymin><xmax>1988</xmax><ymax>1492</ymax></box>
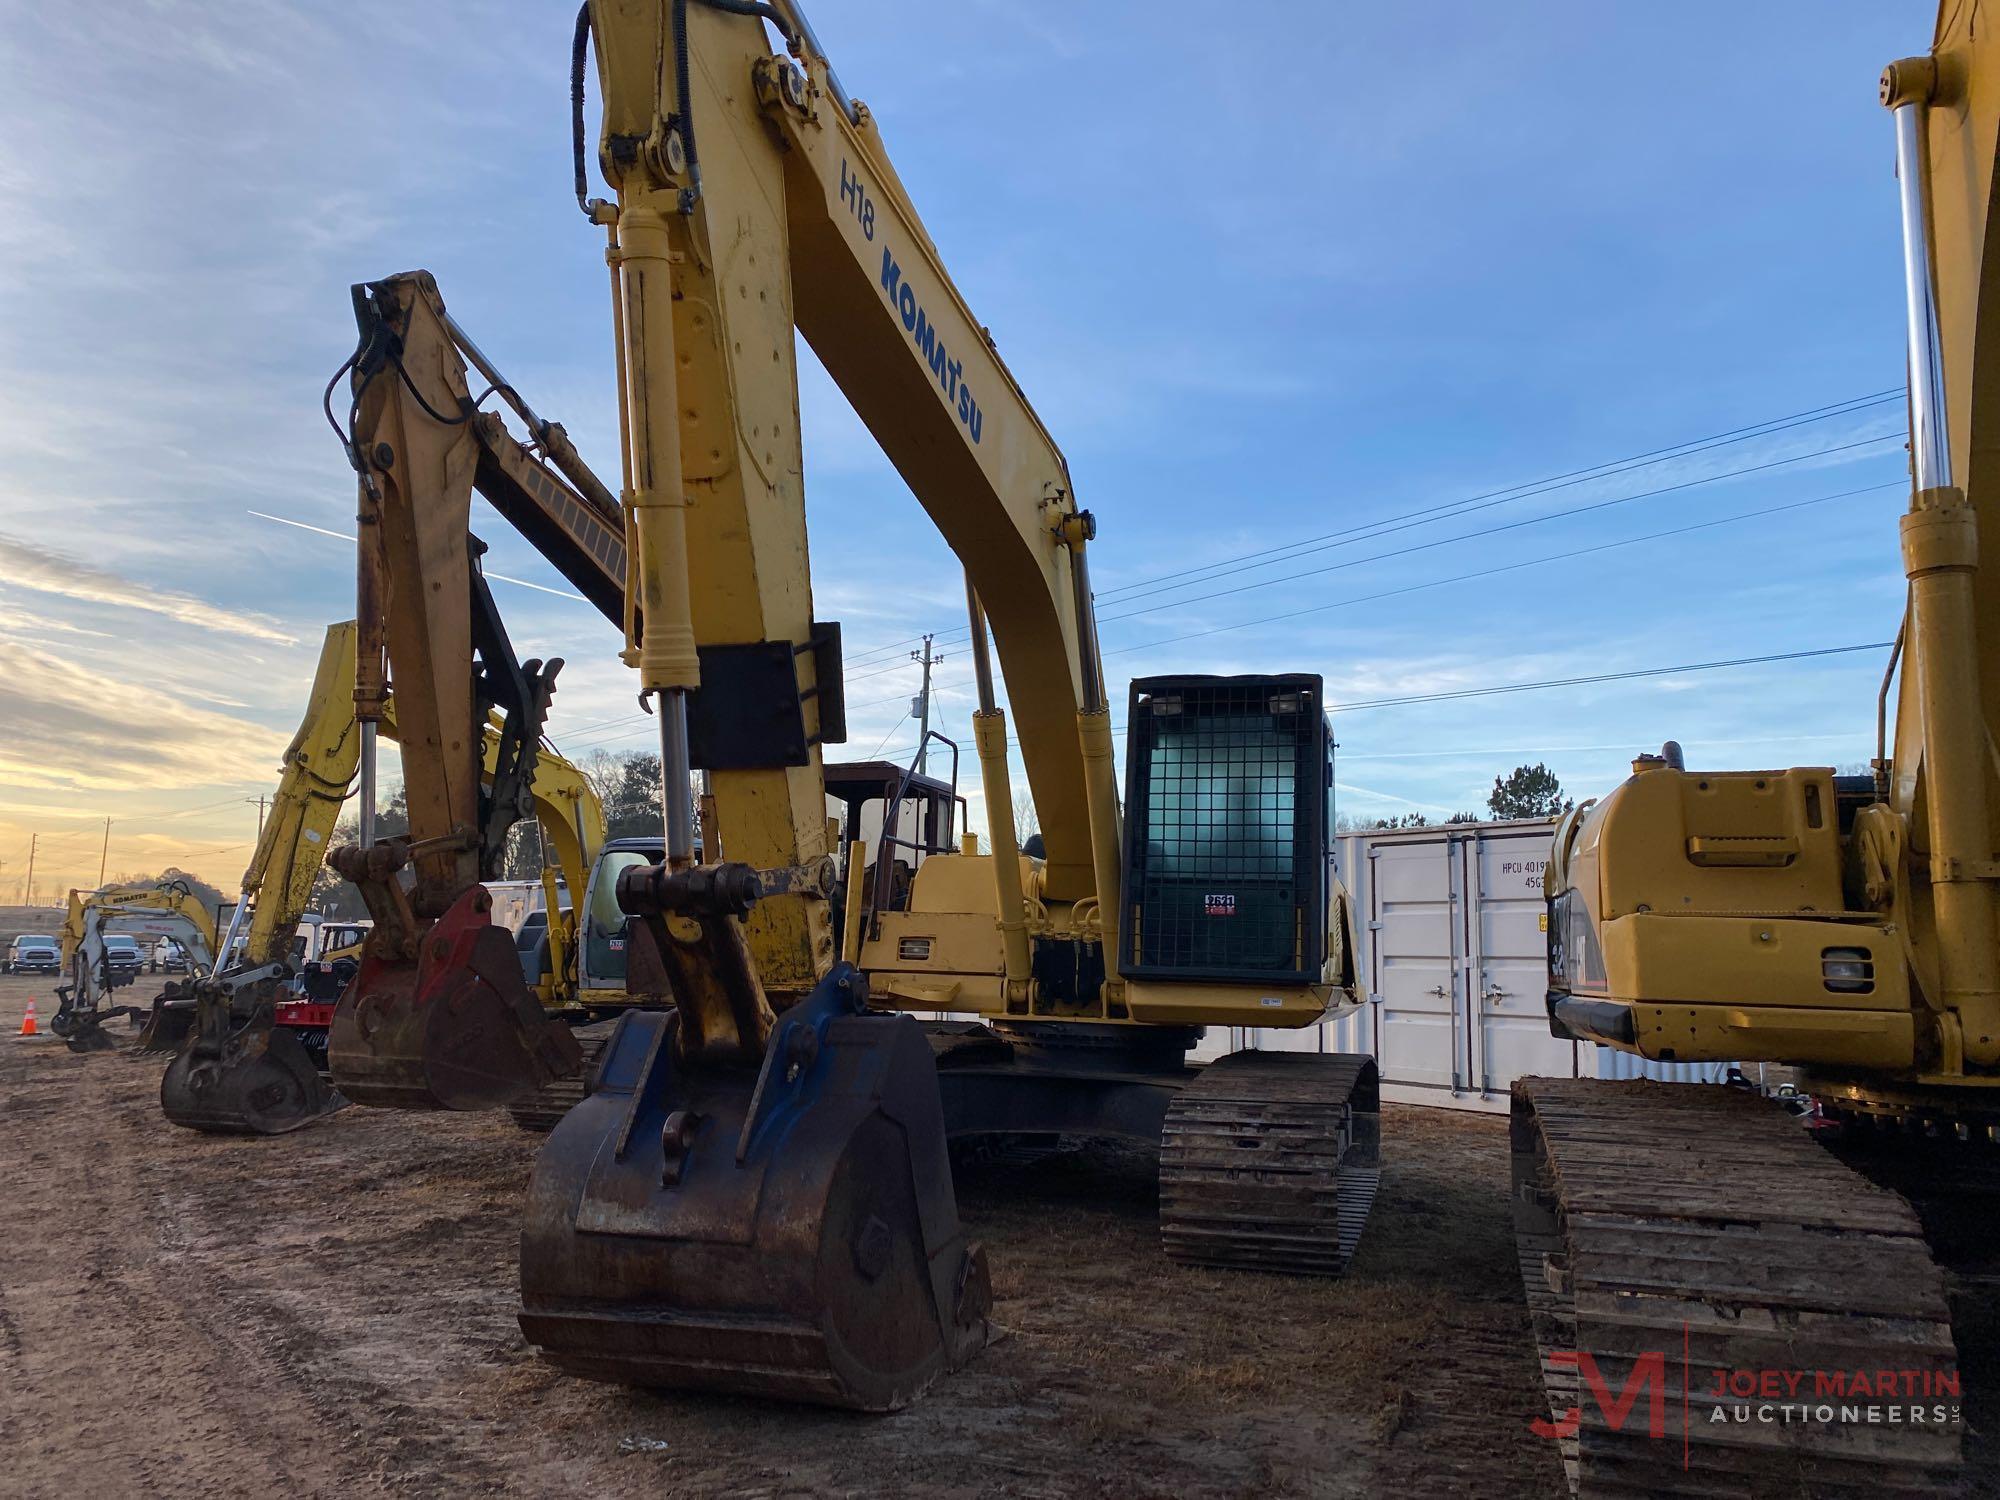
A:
<box><xmin>838</xmin><ymin>387</ymin><xmax>1904</xmax><ymax>668</ymax></box>
<box><xmin>1330</xmin><ymin>642</ymin><xmax>1894</xmax><ymax>711</ymax></box>
<box><xmin>1099</xmin><ymin>444</ymin><xmax>1898</xmax><ymax>625</ymax></box>
<box><xmin>838</xmin><ymin>473</ymin><xmax>1898</xmax><ymax>740</ymax></box>
<box><xmin>1100</xmin><ymin>481</ymin><xmax>1899</xmax><ymax>658</ymax></box>
<box><xmin>1094</xmin><ymin>389</ymin><xmax>1902</xmax><ymax>603</ymax></box>
<box><xmin>867</xmin><ymin>639</ymin><xmax>1896</xmax><ymax>766</ymax></box>
<box><xmin>867</xmin><ymin>710</ymin><xmax>913</xmax><ymax>759</ymax></box>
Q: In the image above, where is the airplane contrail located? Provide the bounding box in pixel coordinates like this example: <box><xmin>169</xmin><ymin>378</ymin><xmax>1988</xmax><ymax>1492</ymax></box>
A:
<box><xmin>247</xmin><ymin>510</ymin><xmax>590</xmax><ymax>603</ymax></box>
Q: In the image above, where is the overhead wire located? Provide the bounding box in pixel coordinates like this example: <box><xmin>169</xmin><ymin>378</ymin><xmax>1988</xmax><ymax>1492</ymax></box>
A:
<box><xmin>1095</xmin><ymin>389</ymin><xmax>1903</xmax><ymax>603</ymax></box>
<box><xmin>835</xmin><ymin>388</ymin><xmax>1905</xmax><ymax>668</ymax></box>
<box><xmin>1100</xmin><ymin>481</ymin><xmax>1902</xmax><ymax>657</ymax></box>
<box><xmin>865</xmin><ymin>639</ymin><xmax>1897</xmax><ymax>767</ymax></box>
<box><xmin>1098</xmin><ymin>443</ymin><xmax>1899</xmax><ymax>625</ymax></box>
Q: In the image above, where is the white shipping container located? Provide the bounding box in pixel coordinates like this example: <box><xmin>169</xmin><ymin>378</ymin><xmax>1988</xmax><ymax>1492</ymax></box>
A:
<box><xmin>1193</xmin><ymin>818</ymin><xmax>1734</xmax><ymax>1111</ymax></box>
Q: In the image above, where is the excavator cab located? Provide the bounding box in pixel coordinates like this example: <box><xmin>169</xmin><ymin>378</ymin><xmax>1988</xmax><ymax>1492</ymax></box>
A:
<box><xmin>825</xmin><ymin>755</ymin><xmax>964</xmax><ymax>948</ymax></box>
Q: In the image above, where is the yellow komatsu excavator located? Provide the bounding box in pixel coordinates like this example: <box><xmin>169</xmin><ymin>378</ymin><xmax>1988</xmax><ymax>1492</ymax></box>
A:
<box><xmin>322</xmin><ymin>1</ymin><xmax>1373</xmax><ymax>1413</ymax></box>
<box><xmin>151</xmin><ymin>619</ymin><xmax>608</xmax><ymax>1134</ymax></box>
<box><xmin>52</xmin><ymin>879</ymin><xmax>219</xmax><ymax>1051</ymax></box>
<box><xmin>1517</xmin><ymin>7</ymin><xmax>2000</xmax><ymax>1492</ymax></box>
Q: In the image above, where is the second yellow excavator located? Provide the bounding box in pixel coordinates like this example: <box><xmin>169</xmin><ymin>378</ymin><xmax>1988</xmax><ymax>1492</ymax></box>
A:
<box><xmin>155</xmin><ymin>618</ymin><xmax>608</xmax><ymax>1134</ymax></box>
<box><xmin>319</xmin><ymin>0</ymin><xmax>1376</xmax><ymax>1414</ymax></box>
<box><xmin>1514</xmin><ymin>7</ymin><xmax>2000</xmax><ymax>1490</ymax></box>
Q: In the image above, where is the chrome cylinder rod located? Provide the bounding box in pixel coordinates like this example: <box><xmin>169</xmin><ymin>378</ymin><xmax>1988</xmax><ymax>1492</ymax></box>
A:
<box><xmin>1893</xmin><ymin>99</ymin><xmax>1953</xmax><ymax>491</ymax></box>
<box><xmin>1068</xmin><ymin>539</ymin><xmax>1106</xmax><ymax>714</ymax></box>
<box><xmin>210</xmin><ymin>895</ymin><xmax>253</xmax><ymax>979</ymax></box>
<box><xmin>966</xmin><ymin>574</ymin><xmax>998</xmax><ymax>713</ymax></box>
<box><xmin>442</xmin><ymin>310</ymin><xmax>546</xmax><ymax>436</ymax></box>
<box><xmin>658</xmin><ymin>692</ymin><xmax>698</xmax><ymax>868</ymax></box>
<box><xmin>358</xmin><ymin>720</ymin><xmax>379</xmax><ymax>849</ymax></box>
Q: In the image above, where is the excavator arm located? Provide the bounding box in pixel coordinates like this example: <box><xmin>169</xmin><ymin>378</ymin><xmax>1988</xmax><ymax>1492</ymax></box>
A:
<box><xmin>325</xmin><ymin>304</ymin><xmax>591</xmax><ymax>1109</ymax></box>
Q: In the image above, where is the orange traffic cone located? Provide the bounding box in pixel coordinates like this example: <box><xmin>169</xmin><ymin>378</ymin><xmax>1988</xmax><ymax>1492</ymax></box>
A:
<box><xmin>18</xmin><ymin>998</ymin><xmax>37</xmax><ymax>1037</ymax></box>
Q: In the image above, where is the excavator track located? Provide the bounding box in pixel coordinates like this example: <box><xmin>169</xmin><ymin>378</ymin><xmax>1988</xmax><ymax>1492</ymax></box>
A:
<box><xmin>1511</xmin><ymin>1078</ymin><xmax>1961</xmax><ymax>1497</ymax></box>
<box><xmin>1159</xmin><ymin>1051</ymin><xmax>1379</xmax><ymax>1276</ymax></box>
<box><xmin>506</xmin><ymin>1030</ymin><xmax>608</xmax><ymax>1133</ymax></box>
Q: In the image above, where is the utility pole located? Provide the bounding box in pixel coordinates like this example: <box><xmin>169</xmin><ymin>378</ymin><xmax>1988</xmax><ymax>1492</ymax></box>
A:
<box><xmin>910</xmin><ymin>634</ymin><xmax>946</xmax><ymax>776</ymax></box>
<box><xmin>247</xmin><ymin>796</ymin><xmax>268</xmax><ymax>841</ymax></box>
<box><xmin>98</xmin><ymin>817</ymin><xmax>111</xmax><ymax>887</ymax></box>
<box><xmin>23</xmin><ymin>833</ymin><xmax>36</xmax><ymax>907</ymax></box>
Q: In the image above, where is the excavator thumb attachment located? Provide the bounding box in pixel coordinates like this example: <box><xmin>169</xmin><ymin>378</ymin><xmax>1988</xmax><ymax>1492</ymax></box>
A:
<box><xmin>161</xmin><ymin>983</ymin><xmax>345</xmax><ymax>1135</ymax></box>
<box><xmin>50</xmin><ymin>986</ymin><xmax>131</xmax><ymax>1053</ymax></box>
<box><xmin>518</xmin><ymin>963</ymin><xmax>991</xmax><ymax>1411</ymax></box>
<box><xmin>57</xmin><ymin>1012</ymin><xmax>120</xmax><ymax>1053</ymax></box>
<box><xmin>328</xmin><ymin>883</ymin><xmax>582</xmax><ymax>1110</ymax></box>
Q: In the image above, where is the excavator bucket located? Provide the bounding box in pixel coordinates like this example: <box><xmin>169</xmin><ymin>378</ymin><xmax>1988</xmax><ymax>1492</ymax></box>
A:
<box><xmin>161</xmin><ymin>999</ymin><xmax>344</xmax><ymax>1135</ymax></box>
<box><xmin>519</xmin><ymin>963</ymin><xmax>991</xmax><ymax>1411</ymax></box>
<box><xmin>328</xmin><ymin>884</ymin><xmax>582</xmax><ymax>1110</ymax></box>
<box><xmin>133</xmin><ymin>990</ymin><xmax>196</xmax><ymax>1054</ymax></box>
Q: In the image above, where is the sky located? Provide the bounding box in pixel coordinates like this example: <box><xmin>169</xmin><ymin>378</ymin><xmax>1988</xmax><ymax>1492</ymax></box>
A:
<box><xmin>0</xmin><ymin>0</ymin><xmax>1931</xmax><ymax>902</ymax></box>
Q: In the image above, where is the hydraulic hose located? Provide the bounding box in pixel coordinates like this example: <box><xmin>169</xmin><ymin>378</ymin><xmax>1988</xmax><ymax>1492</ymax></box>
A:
<box><xmin>571</xmin><ymin>3</ymin><xmax>593</xmax><ymax>215</ymax></box>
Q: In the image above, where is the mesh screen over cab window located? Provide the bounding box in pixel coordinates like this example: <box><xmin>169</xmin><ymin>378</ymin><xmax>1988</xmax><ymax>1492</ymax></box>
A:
<box><xmin>1122</xmin><ymin>675</ymin><xmax>1327</xmax><ymax>984</ymax></box>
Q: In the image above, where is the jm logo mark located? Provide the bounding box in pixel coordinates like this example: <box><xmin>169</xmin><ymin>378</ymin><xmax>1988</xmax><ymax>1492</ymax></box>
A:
<box><xmin>1530</xmin><ymin>1351</ymin><xmax>1669</xmax><ymax>1442</ymax></box>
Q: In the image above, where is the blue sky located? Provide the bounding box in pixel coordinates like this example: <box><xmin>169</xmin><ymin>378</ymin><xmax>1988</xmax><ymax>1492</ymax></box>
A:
<box><xmin>0</xmin><ymin>1</ymin><xmax>1926</xmax><ymax>893</ymax></box>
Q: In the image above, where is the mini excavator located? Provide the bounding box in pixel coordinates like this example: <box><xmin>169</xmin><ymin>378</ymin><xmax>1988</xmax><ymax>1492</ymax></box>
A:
<box><xmin>53</xmin><ymin>879</ymin><xmax>218</xmax><ymax>1051</ymax></box>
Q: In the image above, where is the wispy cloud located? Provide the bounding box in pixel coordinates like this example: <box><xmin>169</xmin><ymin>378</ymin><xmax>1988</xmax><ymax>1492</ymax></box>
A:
<box><xmin>0</xmin><ymin>532</ymin><xmax>297</xmax><ymax>644</ymax></box>
<box><xmin>0</xmin><ymin>643</ymin><xmax>290</xmax><ymax>793</ymax></box>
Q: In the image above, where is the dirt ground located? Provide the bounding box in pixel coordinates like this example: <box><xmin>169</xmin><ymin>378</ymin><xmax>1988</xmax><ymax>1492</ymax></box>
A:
<box><xmin>0</xmin><ymin>972</ymin><xmax>1564</xmax><ymax>1499</ymax></box>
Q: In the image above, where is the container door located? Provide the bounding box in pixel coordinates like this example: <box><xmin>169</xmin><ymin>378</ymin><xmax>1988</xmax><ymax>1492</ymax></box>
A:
<box><xmin>1369</xmin><ymin>837</ymin><xmax>1463</xmax><ymax>1091</ymax></box>
<box><xmin>1465</xmin><ymin>827</ymin><xmax>1576</xmax><ymax>1099</ymax></box>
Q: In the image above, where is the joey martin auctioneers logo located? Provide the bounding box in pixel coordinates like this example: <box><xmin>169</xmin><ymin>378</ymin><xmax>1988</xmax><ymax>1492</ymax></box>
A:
<box><xmin>1529</xmin><ymin>1339</ymin><xmax>1962</xmax><ymax>1463</ymax></box>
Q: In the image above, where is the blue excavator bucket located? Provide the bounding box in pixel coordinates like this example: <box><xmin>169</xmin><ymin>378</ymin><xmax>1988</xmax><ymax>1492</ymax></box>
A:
<box><xmin>518</xmin><ymin>962</ymin><xmax>991</xmax><ymax>1411</ymax></box>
